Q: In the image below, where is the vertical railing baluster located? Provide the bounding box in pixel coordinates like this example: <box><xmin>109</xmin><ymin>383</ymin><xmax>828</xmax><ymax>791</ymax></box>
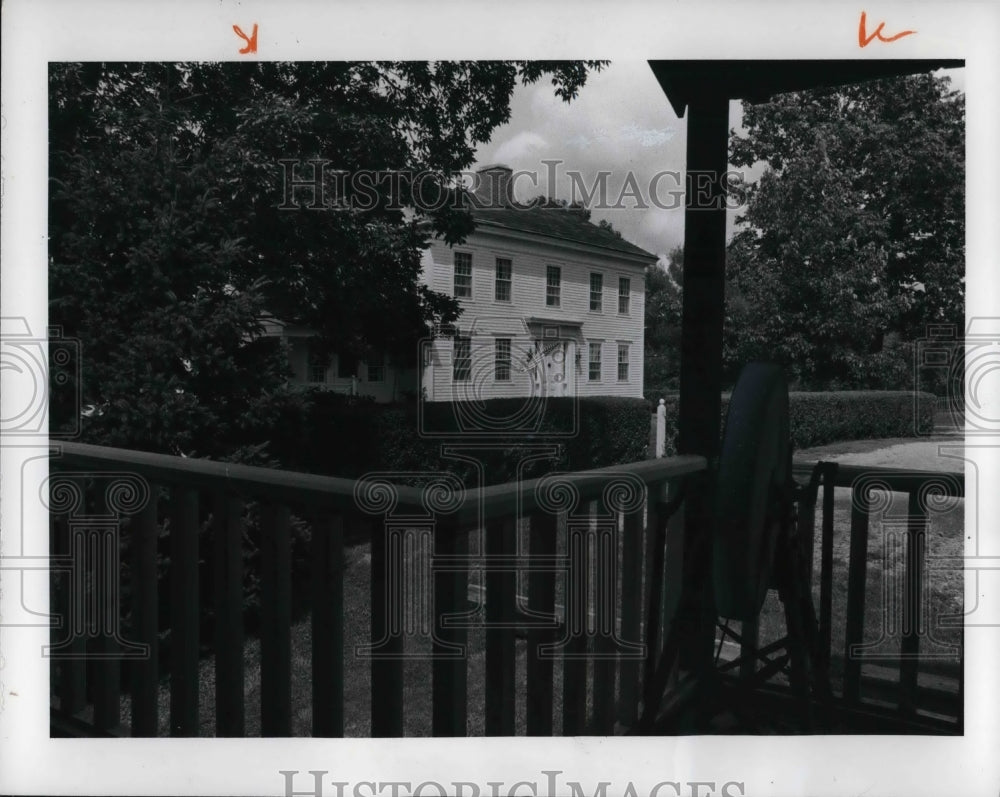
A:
<box><xmin>213</xmin><ymin>494</ymin><xmax>245</xmax><ymax>736</ymax></box>
<box><xmin>485</xmin><ymin>516</ymin><xmax>516</xmax><ymax>736</ymax></box>
<box><xmin>432</xmin><ymin>518</ymin><xmax>468</xmax><ymax>736</ymax></box>
<box><xmin>592</xmin><ymin>502</ymin><xmax>617</xmax><ymax>734</ymax></box>
<box><xmin>91</xmin><ymin>490</ymin><xmax>120</xmax><ymax>732</ymax></box>
<box><xmin>819</xmin><ymin>463</ymin><xmax>837</xmax><ymax>676</ymax></box>
<box><xmin>739</xmin><ymin>616</ymin><xmax>759</xmax><ymax>681</ymax></box>
<box><xmin>52</xmin><ymin>513</ymin><xmax>86</xmax><ymax>717</ymax></box>
<box><xmin>843</xmin><ymin>482</ymin><xmax>871</xmax><ymax>704</ymax></box>
<box><xmin>259</xmin><ymin>502</ymin><xmax>292</xmax><ymax>736</ymax></box>
<box><xmin>641</xmin><ymin>487</ymin><xmax>668</xmax><ymax>719</ymax></box>
<box><xmin>169</xmin><ymin>487</ymin><xmax>200</xmax><ymax>736</ymax></box>
<box><xmin>312</xmin><ymin>514</ymin><xmax>345</xmax><ymax>738</ymax></box>
<box><xmin>370</xmin><ymin>516</ymin><xmax>403</xmax><ymax>736</ymax></box>
<box><xmin>561</xmin><ymin>515</ymin><xmax>587</xmax><ymax>735</ymax></box>
<box><xmin>899</xmin><ymin>490</ymin><xmax>927</xmax><ymax>715</ymax></box>
<box><xmin>526</xmin><ymin>512</ymin><xmax>557</xmax><ymax>736</ymax></box>
<box><xmin>618</xmin><ymin>505</ymin><xmax>644</xmax><ymax>727</ymax></box>
<box><xmin>130</xmin><ymin>489</ymin><xmax>159</xmax><ymax>736</ymax></box>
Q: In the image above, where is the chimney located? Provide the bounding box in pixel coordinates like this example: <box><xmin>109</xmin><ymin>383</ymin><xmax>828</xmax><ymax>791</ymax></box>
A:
<box><xmin>473</xmin><ymin>164</ymin><xmax>514</xmax><ymax>208</ymax></box>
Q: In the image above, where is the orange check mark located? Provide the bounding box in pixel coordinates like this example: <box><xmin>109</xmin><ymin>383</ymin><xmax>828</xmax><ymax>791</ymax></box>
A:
<box><xmin>859</xmin><ymin>11</ymin><xmax>915</xmax><ymax>47</ymax></box>
<box><xmin>233</xmin><ymin>23</ymin><xmax>258</xmax><ymax>54</ymax></box>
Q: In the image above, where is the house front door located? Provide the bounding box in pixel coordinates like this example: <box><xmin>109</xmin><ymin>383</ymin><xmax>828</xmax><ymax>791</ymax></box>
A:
<box><xmin>539</xmin><ymin>339</ymin><xmax>568</xmax><ymax>396</ymax></box>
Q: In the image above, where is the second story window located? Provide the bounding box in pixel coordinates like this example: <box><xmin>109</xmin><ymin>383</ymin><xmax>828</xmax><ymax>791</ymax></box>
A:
<box><xmin>454</xmin><ymin>252</ymin><xmax>472</xmax><ymax>298</ymax></box>
<box><xmin>588</xmin><ymin>342</ymin><xmax>602</xmax><ymax>382</ymax></box>
<box><xmin>589</xmin><ymin>272</ymin><xmax>603</xmax><ymax>312</ymax></box>
<box><xmin>495</xmin><ymin>258</ymin><xmax>512</xmax><ymax>302</ymax></box>
<box><xmin>546</xmin><ymin>265</ymin><xmax>561</xmax><ymax>307</ymax></box>
<box><xmin>366</xmin><ymin>352</ymin><xmax>385</xmax><ymax>383</ymax></box>
<box><xmin>453</xmin><ymin>336</ymin><xmax>471</xmax><ymax>382</ymax></box>
<box><xmin>618</xmin><ymin>277</ymin><xmax>631</xmax><ymax>314</ymax></box>
<box><xmin>495</xmin><ymin>338</ymin><xmax>511</xmax><ymax>381</ymax></box>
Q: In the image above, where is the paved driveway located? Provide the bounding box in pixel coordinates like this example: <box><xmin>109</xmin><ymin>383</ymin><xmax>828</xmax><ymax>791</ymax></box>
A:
<box><xmin>795</xmin><ymin>434</ymin><xmax>965</xmax><ymax>472</ymax></box>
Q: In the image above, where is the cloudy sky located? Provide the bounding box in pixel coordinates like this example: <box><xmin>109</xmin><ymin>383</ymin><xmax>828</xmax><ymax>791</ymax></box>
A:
<box><xmin>472</xmin><ymin>61</ymin><xmax>965</xmax><ymax>261</ymax></box>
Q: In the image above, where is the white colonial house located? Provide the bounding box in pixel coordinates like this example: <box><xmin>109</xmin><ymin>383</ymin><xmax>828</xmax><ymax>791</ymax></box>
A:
<box><xmin>268</xmin><ymin>164</ymin><xmax>656</xmax><ymax>403</ymax></box>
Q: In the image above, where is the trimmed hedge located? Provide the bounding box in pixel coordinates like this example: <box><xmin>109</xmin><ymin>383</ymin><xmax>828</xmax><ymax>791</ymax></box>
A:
<box><xmin>788</xmin><ymin>391</ymin><xmax>934</xmax><ymax>448</ymax></box>
<box><xmin>269</xmin><ymin>393</ymin><xmax>653</xmax><ymax>486</ymax></box>
<box><xmin>652</xmin><ymin>390</ymin><xmax>935</xmax><ymax>456</ymax></box>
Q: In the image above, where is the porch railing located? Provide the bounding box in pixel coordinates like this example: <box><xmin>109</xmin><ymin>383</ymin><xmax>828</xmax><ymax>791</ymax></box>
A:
<box><xmin>48</xmin><ymin>442</ymin><xmax>962</xmax><ymax>736</ymax></box>
<box><xmin>48</xmin><ymin>441</ymin><xmax>706</xmax><ymax>737</ymax></box>
<box><xmin>791</xmin><ymin>460</ymin><xmax>964</xmax><ymax>732</ymax></box>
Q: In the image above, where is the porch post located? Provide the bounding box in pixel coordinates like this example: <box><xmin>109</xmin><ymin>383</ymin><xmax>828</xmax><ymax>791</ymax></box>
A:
<box><xmin>675</xmin><ymin>94</ymin><xmax>730</xmax><ymax>677</ymax></box>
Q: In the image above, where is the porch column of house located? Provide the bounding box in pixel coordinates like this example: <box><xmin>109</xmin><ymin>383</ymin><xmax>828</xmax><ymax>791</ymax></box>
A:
<box><xmin>674</xmin><ymin>94</ymin><xmax>730</xmax><ymax>676</ymax></box>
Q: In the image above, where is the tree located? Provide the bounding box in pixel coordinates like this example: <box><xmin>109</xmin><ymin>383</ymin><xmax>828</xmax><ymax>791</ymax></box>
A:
<box><xmin>644</xmin><ymin>245</ymin><xmax>684</xmax><ymax>393</ymax></box>
<box><xmin>49</xmin><ymin>61</ymin><xmax>606</xmax><ymax>456</ymax></box>
<box><xmin>724</xmin><ymin>71</ymin><xmax>964</xmax><ymax>389</ymax></box>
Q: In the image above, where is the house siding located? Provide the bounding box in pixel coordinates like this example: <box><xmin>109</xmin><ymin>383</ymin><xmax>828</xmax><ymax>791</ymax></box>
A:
<box><xmin>422</xmin><ymin>226</ymin><xmax>647</xmax><ymax>400</ymax></box>
<box><xmin>267</xmin><ymin>216</ymin><xmax>651</xmax><ymax>403</ymax></box>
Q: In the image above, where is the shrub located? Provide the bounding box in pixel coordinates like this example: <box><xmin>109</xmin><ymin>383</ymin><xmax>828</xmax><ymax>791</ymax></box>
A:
<box><xmin>652</xmin><ymin>390</ymin><xmax>935</xmax><ymax>456</ymax></box>
<box><xmin>787</xmin><ymin>391</ymin><xmax>934</xmax><ymax>448</ymax></box>
<box><xmin>270</xmin><ymin>395</ymin><xmax>653</xmax><ymax>486</ymax></box>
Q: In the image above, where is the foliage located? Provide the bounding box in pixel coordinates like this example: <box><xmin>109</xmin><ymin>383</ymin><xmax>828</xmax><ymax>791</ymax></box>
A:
<box><xmin>652</xmin><ymin>390</ymin><xmax>935</xmax><ymax>456</ymax></box>
<box><xmin>786</xmin><ymin>390</ymin><xmax>934</xmax><ymax>449</ymax></box>
<box><xmin>724</xmin><ymin>71</ymin><xmax>964</xmax><ymax>390</ymax></box>
<box><xmin>643</xmin><ymin>245</ymin><xmax>683</xmax><ymax>393</ymax></box>
<box><xmin>268</xmin><ymin>395</ymin><xmax>652</xmax><ymax>485</ymax></box>
<box><xmin>49</xmin><ymin>61</ymin><xmax>606</xmax><ymax>457</ymax></box>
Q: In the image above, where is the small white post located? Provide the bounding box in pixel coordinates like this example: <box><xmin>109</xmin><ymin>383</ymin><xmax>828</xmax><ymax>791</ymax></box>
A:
<box><xmin>656</xmin><ymin>398</ymin><xmax>666</xmax><ymax>458</ymax></box>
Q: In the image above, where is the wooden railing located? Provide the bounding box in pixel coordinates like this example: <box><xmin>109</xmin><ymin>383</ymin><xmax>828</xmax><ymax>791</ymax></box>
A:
<box><xmin>791</xmin><ymin>460</ymin><xmax>964</xmax><ymax>732</ymax></box>
<box><xmin>48</xmin><ymin>441</ymin><xmax>706</xmax><ymax>737</ymax></box>
<box><xmin>48</xmin><ymin>443</ymin><xmax>963</xmax><ymax>736</ymax></box>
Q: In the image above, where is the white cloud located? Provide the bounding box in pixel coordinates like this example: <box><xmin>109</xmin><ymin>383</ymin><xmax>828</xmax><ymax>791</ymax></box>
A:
<box><xmin>617</xmin><ymin>122</ymin><xmax>676</xmax><ymax>148</ymax></box>
<box><xmin>489</xmin><ymin>131</ymin><xmax>550</xmax><ymax>166</ymax></box>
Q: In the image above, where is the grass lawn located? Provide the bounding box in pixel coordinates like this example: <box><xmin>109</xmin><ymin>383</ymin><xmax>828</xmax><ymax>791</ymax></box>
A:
<box><xmin>747</xmin><ymin>482</ymin><xmax>963</xmax><ymax>685</ymax></box>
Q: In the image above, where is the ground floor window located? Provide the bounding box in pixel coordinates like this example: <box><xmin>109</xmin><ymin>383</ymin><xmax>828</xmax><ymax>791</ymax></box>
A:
<box><xmin>367</xmin><ymin>352</ymin><xmax>385</xmax><ymax>383</ymax></box>
<box><xmin>617</xmin><ymin>343</ymin><xmax>629</xmax><ymax>382</ymax></box>
<box><xmin>308</xmin><ymin>341</ymin><xmax>328</xmax><ymax>383</ymax></box>
<box><xmin>453</xmin><ymin>337</ymin><xmax>471</xmax><ymax>382</ymax></box>
<box><xmin>589</xmin><ymin>341</ymin><xmax>602</xmax><ymax>382</ymax></box>
<box><xmin>495</xmin><ymin>338</ymin><xmax>512</xmax><ymax>381</ymax></box>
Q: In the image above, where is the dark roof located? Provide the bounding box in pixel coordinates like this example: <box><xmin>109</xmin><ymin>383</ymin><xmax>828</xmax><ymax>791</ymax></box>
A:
<box><xmin>469</xmin><ymin>203</ymin><xmax>657</xmax><ymax>262</ymax></box>
<box><xmin>649</xmin><ymin>59</ymin><xmax>964</xmax><ymax>118</ymax></box>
